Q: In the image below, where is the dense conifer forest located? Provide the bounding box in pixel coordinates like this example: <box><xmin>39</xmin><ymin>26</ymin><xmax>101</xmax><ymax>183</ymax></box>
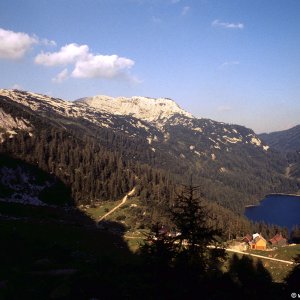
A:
<box><xmin>0</xmin><ymin>127</ymin><xmax>292</xmax><ymax>240</ymax></box>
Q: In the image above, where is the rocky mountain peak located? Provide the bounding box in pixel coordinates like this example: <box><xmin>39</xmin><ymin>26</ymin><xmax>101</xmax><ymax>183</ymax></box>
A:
<box><xmin>0</xmin><ymin>89</ymin><xmax>270</xmax><ymax>154</ymax></box>
<box><xmin>76</xmin><ymin>95</ymin><xmax>194</xmax><ymax>123</ymax></box>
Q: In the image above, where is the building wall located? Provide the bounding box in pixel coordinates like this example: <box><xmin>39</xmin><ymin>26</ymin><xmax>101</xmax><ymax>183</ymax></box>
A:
<box><xmin>255</xmin><ymin>239</ymin><xmax>266</xmax><ymax>250</ymax></box>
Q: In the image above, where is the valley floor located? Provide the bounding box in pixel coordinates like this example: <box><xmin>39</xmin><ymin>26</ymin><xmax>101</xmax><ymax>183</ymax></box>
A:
<box><xmin>84</xmin><ymin>197</ymin><xmax>300</xmax><ymax>283</ymax></box>
<box><xmin>1</xmin><ymin>199</ymin><xmax>299</xmax><ymax>299</ymax></box>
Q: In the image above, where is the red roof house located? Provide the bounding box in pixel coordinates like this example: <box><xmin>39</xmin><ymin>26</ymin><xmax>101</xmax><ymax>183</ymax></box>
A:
<box><xmin>242</xmin><ymin>234</ymin><xmax>253</xmax><ymax>243</ymax></box>
<box><xmin>269</xmin><ymin>233</ymin><xmax>287</xmax><ymax>247</ymax></box>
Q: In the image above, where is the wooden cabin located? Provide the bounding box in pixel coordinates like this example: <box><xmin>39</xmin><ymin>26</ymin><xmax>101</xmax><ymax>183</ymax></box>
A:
<box><xmin>242</xmin><ymin>234</ymin><xmax>252</xmax><ymax>243</ymax></box>
<box><xmin>269</xmin><ymin>233</ymin><xmax>287</xmax><ymax>247</ymax></box>
<box><xmin>250</xmin><ymin>234</ymin><xmax>267</xmax><ymax>250</ymax></box>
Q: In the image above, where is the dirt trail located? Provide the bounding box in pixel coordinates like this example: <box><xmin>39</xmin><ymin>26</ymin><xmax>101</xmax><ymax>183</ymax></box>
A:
<box><xmin>97</xmin><ymin>187</ymin><xmax>136</xmax><ymax>222</ymax></box>
<box><xmin>225</xmin><ymin>248</ymin><xmax>295</xmax><ymax>265</ymax></box>
<box><xmin>285</xmin><ymin>164</ymin><xmax>292</xmax><ymax>178</ymax></box>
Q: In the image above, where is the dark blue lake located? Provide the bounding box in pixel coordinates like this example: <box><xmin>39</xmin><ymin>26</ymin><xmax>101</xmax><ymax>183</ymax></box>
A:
<box><xmin>245</xmin><ymin>194</ymin><xmax>300</xmax><ymax>232</ymax></box>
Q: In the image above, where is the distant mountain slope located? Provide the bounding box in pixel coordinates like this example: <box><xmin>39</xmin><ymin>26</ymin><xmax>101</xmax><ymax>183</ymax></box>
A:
<box><xmin>0</xmin><ymin>89</ymin><xmax>299</xmax><ymax>213</ymax></box>
<box><xmin>259</xmin><ymin>125</ymin><xmax>300</xmax><ymax>152</ymax></box>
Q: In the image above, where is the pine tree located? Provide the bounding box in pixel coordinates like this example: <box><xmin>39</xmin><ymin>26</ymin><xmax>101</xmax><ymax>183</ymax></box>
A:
<box><xmin>139</xmin><ymin>222</ymin><xmax>175</xmax><ymax>268</ymax></box>
<box><xmin>170</xmin><ymin>183</ymin><xmax>225</xmax><ymax>272</ymax></box>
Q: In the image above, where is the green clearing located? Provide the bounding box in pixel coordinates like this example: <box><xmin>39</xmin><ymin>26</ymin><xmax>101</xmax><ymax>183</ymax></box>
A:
<box><xmin>224</xmin><ymin>251</ymin><xmax>295</xmax><ymax>283</ymax></box>
<box><xmin>80</xmin><ymin>196</ymin><xmax>150</xmax><ymax>253</ymax></box>
<box><xmin>245</xmin><ymin>245</ymin><xmax>300</xmax><ymax>282</ymax></box>
<box><xmin>84</xmin><ymin>199</ymin><xmax>123</xmax><ymax>219</ymax></box>
<box><xmin>85</xmin><ymin>196</ymin><xmax>148</xmax><ymax>234</ymax></box>
<box><xmin>125</xmin><ymin>236</ymin><xmax>145</xmax><ymax>252</ymax></box>
<box><xmin>85</xmin><ymin>200</ymin><xmax>300</xmax><ymax>281</ymax></box>
<box><xmin>248</xmin><ymin>244</ymin><xmax>300</xmax><ymax>261</ymax></box>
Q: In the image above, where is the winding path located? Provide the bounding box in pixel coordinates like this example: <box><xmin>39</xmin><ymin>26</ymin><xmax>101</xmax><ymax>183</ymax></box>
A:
<box><xmin>97</xmin><ymin>187</ymin><xmax>136</xmax><ymax>222</ymax></box>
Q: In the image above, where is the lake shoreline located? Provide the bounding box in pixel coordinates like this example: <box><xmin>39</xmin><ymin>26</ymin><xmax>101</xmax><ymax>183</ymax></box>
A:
<box><xmin>245</xmin><ymin>194</ymin><xmax>300</xmax><ymax>231</ymax></box>
<box><xmin>266</xmin><ymin>193</ymin><xmax>300</xmax><ymax>197</ymax></box>
<box><xmin>245</xmin><ymin>204</ymin><xmax>259</xmax><ymax>208</ymax></box>
<box><xmin>245</xmin><ymin>193</ymin><xmax>300</xmax><ymax>209</ymax></box>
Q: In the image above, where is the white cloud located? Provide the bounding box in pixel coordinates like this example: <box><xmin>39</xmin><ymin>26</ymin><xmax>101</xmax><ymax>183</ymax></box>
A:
<box><xmin>181</xmin><ymin>6</ymin><xmax>190</xmax><ymax>16</ymax></box>
<box><xmin>35</xmin><ymin>43</ymin><xmax>136</xmax><ymax>81</ymax></box>
<box><xmin>0</xmin><ymin>28</ymin><xmax>38</xmax><ymax>59</ymax></box>
<box><xmin>40</xmin><ymin>38</ymin><xmax>57</xmax><ymax>47</ymax></box>
<box><xmin>71</xmin><ymin>54</ymin><xmax>134</xmax><ymax>79</ymax></box>
<box><xmin>212</xmin><ymin>19</ymin><xmax>244</xmax><ymax>29</ymax></box>
<box><xmin>52</xmin><ymin>68</ymin><xmax>69</xmax><ymax>83</ymax></box>
<box><xmin>35</xmin><ymin>43</ymin><xmax>89</xmax><ymax>66</ymax></box>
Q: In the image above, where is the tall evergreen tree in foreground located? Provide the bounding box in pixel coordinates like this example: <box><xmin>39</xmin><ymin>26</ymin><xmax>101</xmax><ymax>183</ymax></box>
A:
<box><xmin>170</xmin><ymin>183</ymin><xmax>226</xmax><ymax>275</ymax></box>
<box><xmin>139</xmin><ymin>182</ymin><xmax>227</xmax><ymax>298</ymax></box>
<box><xmin>141</xmin><ymin>183</ymin><xmax>225</xmax><ymax>268</ymax></box>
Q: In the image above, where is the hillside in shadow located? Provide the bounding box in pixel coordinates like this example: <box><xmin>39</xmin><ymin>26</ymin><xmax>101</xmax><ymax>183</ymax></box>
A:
<box><xmin>0</xmin><ymin>154</ymin><xmax>137</xmax><ymax>299</ymax></box>
<box><xmin>0</xmin><ymin>154</ymin><xmax>298</xmax><ymax>299</ymax></box>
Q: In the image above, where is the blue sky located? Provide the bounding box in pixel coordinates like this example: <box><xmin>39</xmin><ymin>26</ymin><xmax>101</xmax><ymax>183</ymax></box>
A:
<box><xmin>0</xmin><ymin>0</ymin><xmax>299</xmax><ymax>133</ymax></box>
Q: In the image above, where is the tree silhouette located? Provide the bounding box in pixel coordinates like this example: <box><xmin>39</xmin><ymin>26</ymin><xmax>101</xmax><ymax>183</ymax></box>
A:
<box><xmin>139</xmin><ymin>222</ymin><xmax>175</xmax><ymax>269</ymax></box>
<box><xmin>228</xmin><ymin>254</ymin><xmax>275</xmax><ymax>298</ymax></box>
<box><xmin>170</xmin><ymin>183</ymin><xmax>225</xmax><ymax>273</ymax></box>
<box><xmin>285</xmin><ymin>254</ymin><xmax>300</xmax><ymax>292</ymax></box>
<box><xmin>139</xmin><ymin>183</ymin><xmax>227</xmax><ymax>298</ymax></box>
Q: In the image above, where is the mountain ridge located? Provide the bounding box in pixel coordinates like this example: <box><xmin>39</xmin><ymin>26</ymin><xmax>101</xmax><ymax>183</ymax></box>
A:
<box><xmin>259</xmin><ymin>125</ymin><xmax>300</xmax><ymax>153</ymax></box>
<box><xmin>0</xmin><ymin>88</ymin><xmax>269</xmax><ymax>152</ymax></box>
<box><xmin>75</xmin><ymin>94</ymin><xmax>194</xmax><ymax>124</ymax></box>
<box><xmin>1</xmin><ymin>88</ymin><xmax>298</xmax><ymax>214</ymax></box>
